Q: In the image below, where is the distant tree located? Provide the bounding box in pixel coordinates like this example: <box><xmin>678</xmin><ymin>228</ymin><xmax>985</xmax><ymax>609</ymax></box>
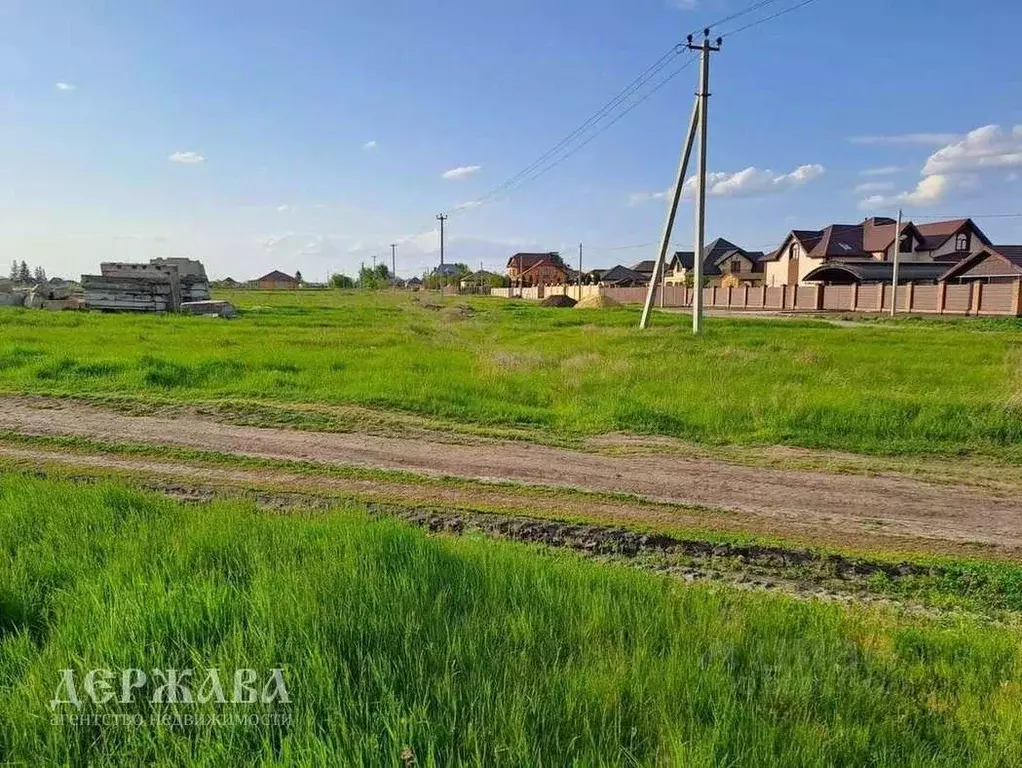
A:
<box><xmin>295</xmin><ymin>270</ymin><xmax>303</xmax><ymax>284</ymax></box>
<box><xmin>8</xmin><ymin>261</ymin><xmax>16</xmax><ymax>281</ymax></box>
<box><xmin>18</xmin><ymin>261</ymin><xmax>30</xmax><ymax>283</ymax></box>
<box><xmin>330</xmin><ymin>273</ymin><xmax>355</xmax><ymax>289</ymax></box>
<box><xmin>33</xmin><ymin>266</ymin><xmax>46</xmax><ymax>283</ymax></box>
<box><xmin>358</xmin><ymin>264</ymin><xmax>391</xmax><ymax>289</ymax></box>
<box><xmin>486</xmin><ymin>273</ymin><xmax>509</xmax><ymax>289</ymax></box>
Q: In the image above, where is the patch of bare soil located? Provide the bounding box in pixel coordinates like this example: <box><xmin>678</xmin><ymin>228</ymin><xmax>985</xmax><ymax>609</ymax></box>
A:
<box><xmin>1</xmin><ymin>395</ymin><xmax>1021</xmax><ymax>556</ymax></box>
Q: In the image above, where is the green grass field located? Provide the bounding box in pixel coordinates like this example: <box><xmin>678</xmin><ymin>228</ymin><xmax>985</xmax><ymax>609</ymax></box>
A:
<box><xmin>0</xmin><ymin>289</ymin><xmax>1020</xmax><ymax>459</ymax></box>
<box><xmin>1</xmin><ymin>474</ymin><xmax>1021</xmax><ymax>766</ymax></box>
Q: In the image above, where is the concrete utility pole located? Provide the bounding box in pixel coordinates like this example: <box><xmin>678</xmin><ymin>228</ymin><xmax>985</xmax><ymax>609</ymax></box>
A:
<box><xmin>436</xmin><ymin>214</ymin><xmax>448</xmax><ymax>266</ymax></box>
<box><xmin>691</xmin><ymin>30</ymin><xmax>721</xmax><ymax>335</ymax></box>
<box><xmin>890</xmin><ymin>208</ymin><xmax>903</xmax><ymax>316</ymax></box>
<box><xmin>390</xmin><ymin>243</ymin><xmax>397</xmax><ymax>279</ymax></box>
<box><xmin>640</xmin><ymin>29</ymin><xmax>719</xmax><ymax>331</ymax></box>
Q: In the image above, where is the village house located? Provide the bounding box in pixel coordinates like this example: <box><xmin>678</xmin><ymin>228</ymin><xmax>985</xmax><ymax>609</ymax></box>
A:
<box><xmin>764</xmin><ymin>217</ymin><xmax>991</xmax><ymax>286</ymax></box>
<box><xmin>255</xmin><ymin>270</ymin><xmax>301</xmax><ymax>289</ymax></box>
<box><xmin>505</xmin><ymin>252</ymin><xmax>568</xmax><ymax>287</ymax></box>
<box><xmin>599</xmin><ymin>265</ymin><xmax>649</xmax><ymax>287</ymax></box>
<box><xmin>939</xmin><ymin>246</ymin><xmax>1022</xmax><ymax>285</ymax></box>
<box><xmin>665</xmin><ymin>238</ymin><xmax>767</xmax><ymax>287</ymax></box>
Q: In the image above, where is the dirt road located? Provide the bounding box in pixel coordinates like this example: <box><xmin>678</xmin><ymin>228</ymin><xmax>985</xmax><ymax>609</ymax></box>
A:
<box><xmin>0</xmin><ymin>395</ymin><xmax>1020</xmax><ymax>554</ymax></box>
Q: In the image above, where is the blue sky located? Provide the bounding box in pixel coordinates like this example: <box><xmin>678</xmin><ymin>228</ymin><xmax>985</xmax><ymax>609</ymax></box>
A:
<box><xmin>1</xmin><ymin>0</ymin><xmax>1021</xmax><ymax>280</ymax></box>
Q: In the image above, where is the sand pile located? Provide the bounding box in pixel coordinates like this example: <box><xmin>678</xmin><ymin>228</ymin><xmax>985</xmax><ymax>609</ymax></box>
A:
<box><xmin>574</xmin><ymin>294</ymin><xmax>621</xmax><ymax>309</ymax></box>
<box><xmin>541</xmin><ymin>294</ymin><xmax>577</xmax><ymax>307</ymax></box>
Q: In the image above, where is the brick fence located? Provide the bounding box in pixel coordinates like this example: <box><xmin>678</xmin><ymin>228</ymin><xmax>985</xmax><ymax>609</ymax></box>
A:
<box><xmin>490</xmin><ymin>282</ymin><xmax>1022</xmax><ymax>316</ymax></box>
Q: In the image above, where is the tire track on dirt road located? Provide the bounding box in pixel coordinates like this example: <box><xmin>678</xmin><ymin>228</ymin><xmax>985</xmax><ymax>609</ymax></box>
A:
<box><xmin>0</xmin><ymin>395</ymin><xmax>1019</xmax><ymax>552</ymax></box>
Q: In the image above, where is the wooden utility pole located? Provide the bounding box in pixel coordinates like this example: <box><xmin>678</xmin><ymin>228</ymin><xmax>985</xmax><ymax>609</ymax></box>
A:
<box><xmin>890</xmin><ymin>208</ymin><xmax>902</xmax><ymax>316</ymax></box>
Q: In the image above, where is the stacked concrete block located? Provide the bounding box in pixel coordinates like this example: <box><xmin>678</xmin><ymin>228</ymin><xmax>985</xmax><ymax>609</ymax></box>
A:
<box><xmin>82</xmin><ymin>258</ymin><xmax>210</xmax><ymax>313</ymax></box>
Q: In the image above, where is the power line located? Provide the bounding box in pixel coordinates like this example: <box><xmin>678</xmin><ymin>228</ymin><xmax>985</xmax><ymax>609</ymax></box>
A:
<box><xmin>447</xmin><ymin>46</ymin><xmax>688</xmax><ymax>217</ymax></box>
<box><xmin>463</xmin><ymin>55</ymin><xmax>698</xmax><ymax>210</ymax></box>
<box><xmin>720</xmin><ymin>0</ymin><xmax>826</xmax><ymax>38</ymax></box>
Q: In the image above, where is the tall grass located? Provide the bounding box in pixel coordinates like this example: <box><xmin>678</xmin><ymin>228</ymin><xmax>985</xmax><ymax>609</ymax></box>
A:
<box><xmin>1</xmin><ymin>473</ymin><xmax>1021</xmax><ymax>765</ymax></box>
<box><xmin>0</xmin><ymin>290</ymin><xmax>1021</xmax><ymax>458</ymax></box>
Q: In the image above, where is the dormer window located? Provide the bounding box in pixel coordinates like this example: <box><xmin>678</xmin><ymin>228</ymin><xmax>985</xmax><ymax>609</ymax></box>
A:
<box><xmin>955</xmin><ymin>233</ymin><xmax>970</xmax><ymax>252</ymax></box>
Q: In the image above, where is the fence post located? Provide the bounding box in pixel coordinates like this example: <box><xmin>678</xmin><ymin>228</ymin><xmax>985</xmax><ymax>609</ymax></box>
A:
<box><xmin>877</xmin><ymin>284</ymin><xmax>885</xmax><ymax>312</ymax></box>
<box><xmin>726</xmin><ymin>287</ymin><xmax>733</xmax><ymax>307</ymax></box>
<box><xmin>743</xmin><ymin>285</ymin><xmax>749</xmax><ymax>310</ymax></box>
<box><xmin>1013</xmin><ymin>280</ymin><xmax>1022</xmax><ymax>317</ymax></box>
<box><xmin>850</xmin><ymin>283</ymin><xmax>859</xmax><ymax>311</ymax></box>
<box><xmin>761</xmin><ymin>285</ymin><xmax>767</xmax><ymax>308</ymax></box>
<box><xmin>814</xmin><ymin>285</ymin><xmax>824</xmax><ymax>310</ymax></box>
<box><xmin>971</xmin><ymin>282</ymin><xmax>982</xmax><ymax>315</ymax></box>
<box><xmin>905</xmin><ymin>282</ymin><xmax>914</xmax><ymax>313</ymax></box>
<box><xmin>937</xmin><ymin>282</ymin><xmax>947</xmax><ymax>314</ymax></box>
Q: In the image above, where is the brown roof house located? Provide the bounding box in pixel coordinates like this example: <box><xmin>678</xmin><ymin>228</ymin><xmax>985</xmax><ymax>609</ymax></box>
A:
<box><xmin>665</xmin><ymin>238</ymin><xmax>767</xmax><ymax>287</ymax></box>
<box><xmin>763</xmin><ymin>217</ymin><xmax>991</xmax><ymax>286</ymax></box>
<box><xmin>506</xmin><ymin>252</ymin><xmax>568</xmax><ymax>287</ymax></box>
<box><xmin>940</xmin><ymin>246</ymin><xmax>1022</xmax><ymax>284</ymax></box>
<box><xmin>255</xmin><ymin>270</ymin><xmax>301</xmax><ymax>289</ymax></box>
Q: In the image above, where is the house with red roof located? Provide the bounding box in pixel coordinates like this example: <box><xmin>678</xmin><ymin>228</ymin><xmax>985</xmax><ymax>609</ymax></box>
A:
<box><xmin>763</xmin><ymin>217</ymin><xmax>991</xmax><ymax>286</ymax></box>
<box><xmin>505</xmin><ymin>252</ymin><xmax>568</xmax><ymax>287</ymax></box>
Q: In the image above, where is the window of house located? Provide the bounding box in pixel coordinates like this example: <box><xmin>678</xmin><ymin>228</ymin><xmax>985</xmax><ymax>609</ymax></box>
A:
<box><xmin>955</xmin><ymin>233</ymin><xmax>970</xmax><ymax>252</ymax></box>
<box><xmin>789</xmin><ymin>243</ymin><xmax>800</xmax><ymax>260</ymax></box>
<box><xmin>729</xmin><ymin>259</ymin><xmax>741</xmax><ymax>274</ymax></box>
<box><xmin>899</xmin><ymin>235</ymin><xmax>911</xmax><ymax>254</ymax></box>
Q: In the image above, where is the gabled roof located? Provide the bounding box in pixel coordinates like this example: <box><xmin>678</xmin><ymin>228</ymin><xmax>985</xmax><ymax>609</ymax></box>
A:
<box><xmin>861</xmin><ymin>219</ymin><xmax>924</xmax><ymax>253</ymax></box>
<box><xmin>600</xmin><ymin>265</ymin><xmax>648</xmax><ymax>285</ymax></box>
<box><xmin>915</xmin><ymin>218</ymin><xmax>991</xmax><ymax>250</ymax></box>
<box><xmin>256</xmin><ymin>270</ymin><xmax>296</xmax><ymax>282</ymax></box>
<box><xmin>671</xmin><ymin>238</ymin><xmax>765</xmax><ymax>275</ymax></box>
<box><xmin>507</xmin><ymin>252</ymin><xmax>561</xmax><ymax>270</ymax></box>
<box><xmin>631</xmin><ymin>260</ymin><xmax>656</xmax><ymax>274</ymax></box>
<box><xmin>939</xmin><ymin>246</ymin><xmax>1022</xmax><ymax>281</ymax></box>
<box><xmin>434</xmin><ymin>263</ymin><xmax>461</xmax><ymax>276</ymax></box>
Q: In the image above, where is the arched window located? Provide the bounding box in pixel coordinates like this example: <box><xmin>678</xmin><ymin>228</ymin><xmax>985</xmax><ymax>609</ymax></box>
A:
<box><xmin>789</xmin><ymin>243</ymin><xmax>800</xmax><ymax>260</ymax></box>
<box><xmin>955</xmin><ymin>233</ymin><xmax>969</xmax><ymax>252</ymax></box>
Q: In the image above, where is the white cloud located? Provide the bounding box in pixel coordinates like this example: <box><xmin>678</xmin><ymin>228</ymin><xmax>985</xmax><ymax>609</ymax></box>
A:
<box><xmin>630</xmin><ymin>163</ymin><xmax>825</xmax><ymax>205</ymax></box>
<box><xmin>849</xmin><ymin>133</ymin><xmax>961</xmax><ymax>146</ymax></box>
<box><xmin>169</xmin><ymin>151</ymin><xmax>205</xmax><ymax>164</ymax></box>
<box><xmin>669</xmin><ymin>0</ymin><xmax>698</xmax><ymax>8</ymax></box>
<box><xmin>857</xmin><ymin>124</ymin><xmax>1022</xmax><ymax>208</ymax></box>
<box><xmin>454</xmin><ymin>200</ymin><xmax>481</xmax><ymax>211</ymax></box>
<box><xmin>363</xmin><ymin>140</ymin><xmax>378</xmax><ymax>150</ymax></box>
<box><xmin>858</xmin><ymin>175</ymin><xmax>951</xmax><ymax>210</ymax></box>
<box><xmin>55</xmin><ymin>82</ymin><xmax>75</xmax><ymax>91</ymax></box>
<box><xmin>853</xmin><ymin>181</ymin><xmax>895</xmax><ymax>194</ymax></box>
<box><xmin>276</xmin><ymin>204</ymin><xmax>293</xmax><ymax>212</ymax></box>
<box><xmin>922</xmin><ymin>124</ymin><xmax>1022</xmax><ymax>176</ymax></box>
<box><xmin>859</xmin><ymin>166</ymin><xmax>902</xmax><ymax>177</ymax></box>
<box><xmin>442</xmin><ymin>165</ymin><xmax>482</xmax><ymax>180</ymax></box>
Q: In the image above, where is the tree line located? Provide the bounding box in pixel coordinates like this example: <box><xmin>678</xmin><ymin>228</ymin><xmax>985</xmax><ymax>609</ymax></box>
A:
<box><xmin>329</xmin><ymin>263</ymin><xmax>509</xmax><ymax>290</ymax></box>
<box><xmin>7</xmin><ymin>260</ymin><xmax>46</xmax><ymax>284</ymax></box>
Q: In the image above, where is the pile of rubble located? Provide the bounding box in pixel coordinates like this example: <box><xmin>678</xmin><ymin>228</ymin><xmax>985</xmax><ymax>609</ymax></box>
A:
<box><xmin>81</xmin><ymin>258</ymin><xmax>233</xmax><ymax>316</ymax></box>
<box><xmin>0</xmin><ymin>278</ymin><xmax>83</xmax><ymax>310</ymax></box>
